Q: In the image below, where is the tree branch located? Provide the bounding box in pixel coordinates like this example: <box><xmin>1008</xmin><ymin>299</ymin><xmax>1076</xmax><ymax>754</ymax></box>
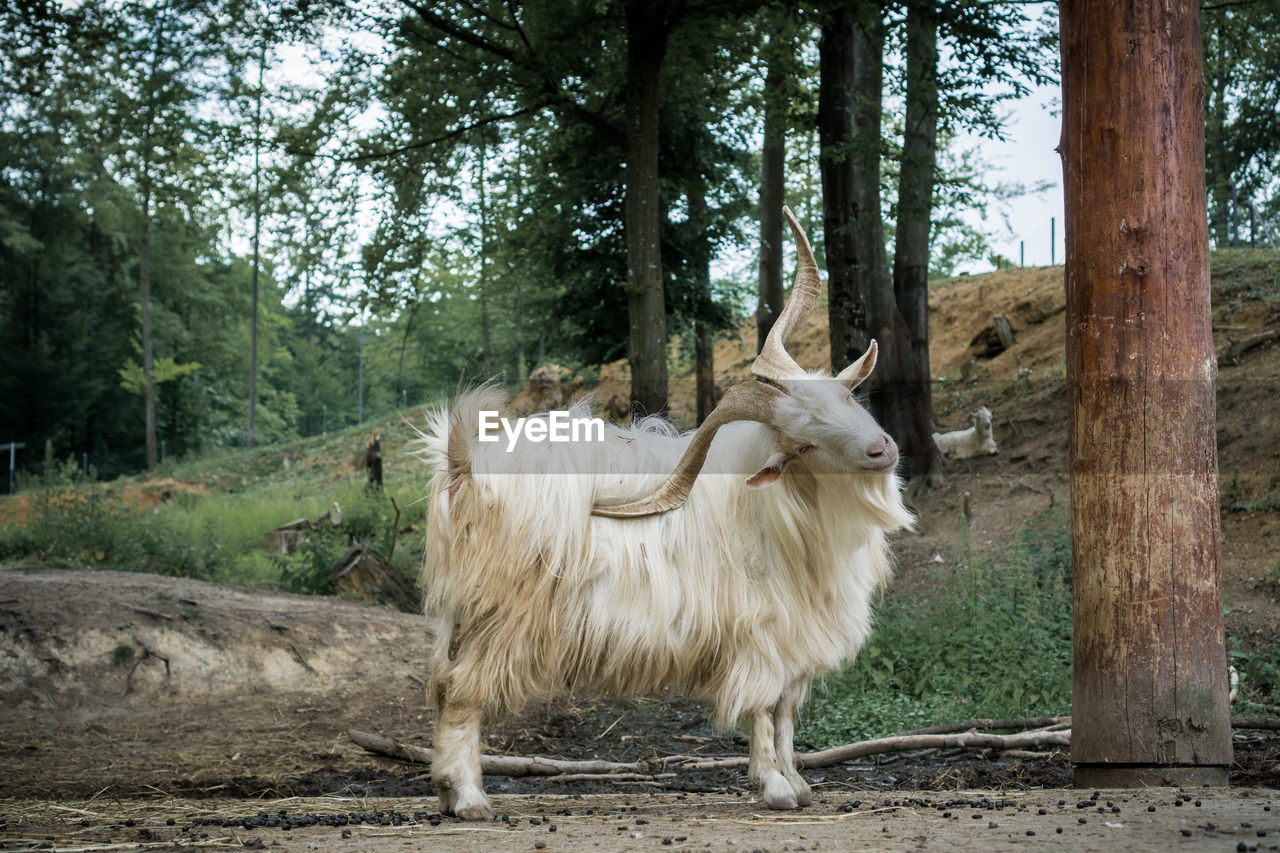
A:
<box><xmin>1202</xmin><ymin>0</ymin><xmax>1270</xmax><ymax>10</ymax></box>
<box><xmin>349</xmin><ymin>726</ymin><xmax>1072</xmax><ymax>776</ymax></box>
<box><xmin>899</xmin><ymin>716</ymin><xmax>1070</xmax><ymax>736</ymax></box>
<box><xmin>397</xmin><ymin>0</ymin><xmax>519</xmax><ymax>63</ymax></box>
<box><xmin>352</xmin><ymin>715</ymin><xmax>1280</xmax><ymax>779</ymax></box>
<box><xmin>338</xmin><ymin>107</ymin><xmax>535</xmax><ymax>163</ymax></box>
<box><xmin>394</xmin><ymin>0</ymin><xmax>623</xmax><ymax>146</ymax></box>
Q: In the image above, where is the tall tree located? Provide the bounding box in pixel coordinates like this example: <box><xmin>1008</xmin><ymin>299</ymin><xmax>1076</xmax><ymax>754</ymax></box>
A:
<box><xmin>820</xmin><ymin>3</ymin><xmax>868</xmax><ymax>368</ymax></box>
<box><xmin>474</xmin><ymin>130</ymin><xmax>494</xmax><ymax>376</ymax></box>
<box><xmin>107</xmin><ymin>0</ymin><xmax>219</xmax><ymax>469</ymax></box>
<box><xmin>245</xmin><ymin>13</ymin><xmax>269</xmax><ymax>449</ymax></box>
<box><xmin>623</xmin><ymin>0</ymin><xmax>674</xmax><ymax>413</ymax></box>
<box><xmin>891</xmin><ymin>0</ymin><xmax>942</xmax><ymax>487</ymax></box>
<box><xmin>687</xmin><ymin>187</ymin><xmax>717</xmax><ymax>424</ymax></box>
<box><xmin>821</xmin><ymin>0</ymin><xmax>934</xmax><ymax>491</ymax></box>
<box><xmin>755</xmin><ymin>6</ymin><xmax>796</xmax><ymax>354</ymax></box>
<box><xmin>1202</xmin><ymin>1</ymin><xmax>1280</xmax><ymax>247</ymax></box>
<box><xmin>820</xmin><ymin>1</ymin><xmax>898</xmax><ymax>377</ymax></box>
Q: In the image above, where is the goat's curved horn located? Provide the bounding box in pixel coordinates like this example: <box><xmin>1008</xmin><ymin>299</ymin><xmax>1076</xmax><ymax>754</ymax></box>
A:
<box><xmin>751</xmin><ymin>206</ymin><xmax>821</xmax><ymax>382</ymax></box>
<box><xmin>592</xmin><ymin>380</ymin><xmax>781</xmax><ymax>518</ymax></box>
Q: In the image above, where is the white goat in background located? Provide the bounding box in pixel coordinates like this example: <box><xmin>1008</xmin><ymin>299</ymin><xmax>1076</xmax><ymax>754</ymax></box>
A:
<box><xmin>933</xmin><ymin>405</ymin><xmax>998</xmax><ymax>459</ymax></box>
<box><xmin>417</xmin><ymin>207</ymin><xmax>912</xmax><ymax>820</ymax></box>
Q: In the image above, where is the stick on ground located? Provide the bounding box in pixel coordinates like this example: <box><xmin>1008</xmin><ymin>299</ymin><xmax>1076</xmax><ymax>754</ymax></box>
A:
<box><xmin>351</xmin><ymin>714</ymin><xmax>1278</xmax><ymax>779</ymax></box>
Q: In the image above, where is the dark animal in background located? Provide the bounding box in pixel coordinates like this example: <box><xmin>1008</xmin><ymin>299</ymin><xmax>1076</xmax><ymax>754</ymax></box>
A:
<box><xmin>365</xmin><ymin>436</ymin><xmax>383</xmax><ymax>487</ymax></box>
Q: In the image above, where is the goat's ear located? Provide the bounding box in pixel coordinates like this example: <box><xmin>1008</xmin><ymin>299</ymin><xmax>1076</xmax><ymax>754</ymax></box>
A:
<box><xmin>835</xmin><ymin>339</ymin><xmax>878</xmax><ymax>389</ymax></box>
<box><xmin>746</xmin><ymin>449</ymin><xmax>792</xmax><ymax>489</ymax></box>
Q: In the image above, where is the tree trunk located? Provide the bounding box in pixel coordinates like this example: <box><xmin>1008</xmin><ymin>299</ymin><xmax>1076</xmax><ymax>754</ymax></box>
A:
<box><xmin>246</xmin><ymin>35</ymin><xmax>265</xmax><ymax>451</ymax></box>
<box><xmin>139</xmin><ymin>181</ymin><xmax>157</xmax><ymax>471</ymax></box>
<box><xmin>845</xmin><ymin>4</ymin><xmax>893</xmax><ymax>355</ymax></box>
<box><xmin>138</xmin><ymin>20</ymin><xmax>164</xmax><ymax>473</ymax></box>
<box><xmin>892</xmin><ymin>0</ymin><xmax>942</xmax><ymax>489</ymax></box>
<box><xmin>476</xmin><ymin>134</ymin><xmax>493</xmax><ymax>377</ymax></box>
<box><xmin>624</xmin><ymin>0</ymin><xmax>669</xmax><ymax>415</ymax></box>
<box><xmin>513</xmin><ymin>139</ymin><xmax>528</xmax><ymax>383</ymax></box>
<box><xmin>1203</xmin><ymin>15</ymin><xmax>1231</xmax><ymax>248</ymax></box>
<box><xmin>820</xmin><ymin>5</ymin><xmax>868</xmax><ymax>367</ymax></box>
<box><xmin>822</xmin><ymin>2</ymin><xmax>931</xmax><ymax>488</ymax></box>
<box><xmin>757</xmin><ymin>30</ymin><xmax>789</xmax><ymax>354</ymax></box>
<box><xmin>688</xmin><ymin>188</ymin><xmax>715</xmax><ymax>425</ymax></box>
<box><xmin>1060</xmin><ymin>0</ymin><xmax>1232</xmax><ymax>787</ymax></box>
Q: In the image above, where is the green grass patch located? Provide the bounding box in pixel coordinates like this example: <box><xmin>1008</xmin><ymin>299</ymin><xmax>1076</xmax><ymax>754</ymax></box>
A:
<box><xmin>0</xmin><ymin>430</ymin><xmax>432</xmax><ymax>592</ymax></box>
<box><xmin>800</xmin><ymin>506</ymin><xmax>1073</xmax><ymax>747</ymax></box>
<box><xmin>1210</xmin><ymin>248</ymin><xmax>1280</xmax><ymax>303</ymax></box>
<box><xmin>1229</xmin><ymin>636</ymin><xmax>1280</xmax><ymax>714</ymax></box>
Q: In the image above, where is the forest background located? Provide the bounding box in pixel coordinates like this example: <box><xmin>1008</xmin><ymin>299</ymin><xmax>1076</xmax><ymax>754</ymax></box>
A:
<box><xmin>2</xmin><ymin>0</ymin><xmax>1276</xmax><ymax>481</ymax></box>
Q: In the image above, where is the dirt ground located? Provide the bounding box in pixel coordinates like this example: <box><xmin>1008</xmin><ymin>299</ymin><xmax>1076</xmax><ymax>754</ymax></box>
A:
<box><xmin>4</xmin><ymin>789</ymin><xmax>1279</xmax><ymax>852</ymax></box>
<box><xmin>2</xmin><ymin>259</ymin><xmax>1278</xmax><ymax>850</ymax></box>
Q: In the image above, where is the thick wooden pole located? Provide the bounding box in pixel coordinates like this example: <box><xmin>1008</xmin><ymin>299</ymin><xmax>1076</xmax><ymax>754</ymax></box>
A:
<box><xmin>1060</xmin><ymin>0</ymin><xmax>1232</xmax><ymax>786</ymax></box>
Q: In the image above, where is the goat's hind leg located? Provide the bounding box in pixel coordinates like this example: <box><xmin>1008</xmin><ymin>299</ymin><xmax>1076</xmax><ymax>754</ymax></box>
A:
<box><xmin>429</xmin><ymin>677</ymin><xmax>492</xmax><ymax>821</ymax></box>
<box><xmin>773</xmin><ymin>681</ymin><xmax>812</xmax><ymax>807</ymax></box>
<box><xmin>748</xmin><ymin>709</ymin><xmax>798</xmax><ymax>810</ymax></box>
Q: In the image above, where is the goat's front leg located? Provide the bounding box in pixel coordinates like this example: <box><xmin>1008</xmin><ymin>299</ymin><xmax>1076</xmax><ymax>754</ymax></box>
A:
<box><xmin>430</xmin><ymin>678</ymin><xmax>492</xmax><ymax>821</ymax></box>
<box><xmin>773</xmin><ymin>681</ymin><xmax>812</xmax><ymax>806</ymax></box>
<box><xmin>748</xmin><ymin>708</ymin><xmax>798</xmax><ymax>810</ymax></box>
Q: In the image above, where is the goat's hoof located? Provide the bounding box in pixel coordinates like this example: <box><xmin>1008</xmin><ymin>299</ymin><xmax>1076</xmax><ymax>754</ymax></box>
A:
<box><xmin>434</xmin><ymin>784</ymin><xmax>457</xmax><ymax>816</ymax></box>
<box><xmin>448</xmin><ymin>788</ymin><xmax>493</xmax><ymax>822</ymax></box>
<box><xmin>760</xmin><ymin>775</ymin><xmax>798</xmax><ymax>810</ymax></box>
<box><xmin>787</xmin><ymin>775</ymin><xmax>813</xmax><ymax>807</ymax></box>
<box><xmin>455</xmin><ymin>802</ymin><xmax>494</xmax><ymax>822</ymax></box>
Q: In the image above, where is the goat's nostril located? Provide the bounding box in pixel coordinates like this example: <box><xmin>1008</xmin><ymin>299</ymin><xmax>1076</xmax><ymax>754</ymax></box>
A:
<box><xmin>863</xmin><ymin>434</ymin><xmax>897</xmax><ymax>467</ymax></box>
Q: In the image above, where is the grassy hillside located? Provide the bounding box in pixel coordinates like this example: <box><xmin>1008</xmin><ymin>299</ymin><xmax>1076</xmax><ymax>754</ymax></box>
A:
<box><xmin>0</xmin><ymin>408</ymin><xmax>440</xmax><ymax>591</ymax></box>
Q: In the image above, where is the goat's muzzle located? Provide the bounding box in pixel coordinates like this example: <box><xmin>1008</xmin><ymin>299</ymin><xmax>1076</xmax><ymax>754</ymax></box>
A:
<box><xmin>861</xmin><ymin>433</ymin><xmax>899</xmax><ymax>471</ymax></box>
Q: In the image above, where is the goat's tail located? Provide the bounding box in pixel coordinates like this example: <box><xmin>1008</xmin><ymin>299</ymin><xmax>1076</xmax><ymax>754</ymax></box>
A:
<box><xmin>417</xmin><ymin>383</ymin><xmax>507</xmax><ymax>498</ymax></box>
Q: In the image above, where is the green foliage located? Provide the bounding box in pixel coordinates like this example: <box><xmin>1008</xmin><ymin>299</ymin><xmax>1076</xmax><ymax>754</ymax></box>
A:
<box><xmin>2</xmin><ymin>0</ymin><xmax>1258</xmax><ymax>487</ymax></box>
<box><xmin>1210</xmin><ymin>248</ymin><xmax>1280</xmax><ymax>303</ymax></box>
<box><xmin>1229</xmin><ymin>639</ymin><xmax>1280</xmax><ymax>712</ymax></box>
<box><xmin>0</xmin><ymin>445</ymin><xmax>227</xmax><ymax>579</ymax></box>
<box><xmin>118</xmin><ymin>356</ymin><xmax>202</xmax><ymax>395</ymax></box>
<box><xmin>800</xmin><ymin>507</ymin><xmax>1073</xmax><ymax>748</ymax></box>
<box><xmin>1203</xmin><ymin>1</ymin><xmax>1280</xmax><ymax>248</ymax></box>
<box><xmin>273</xmin><ymin>483</ymin><xmax>416</xmax><ymax>596</ymax></box>
<box><xmin>0</xmin><ymin>412</ymin><xmax>432</xmax><ymax>593</ymax></box>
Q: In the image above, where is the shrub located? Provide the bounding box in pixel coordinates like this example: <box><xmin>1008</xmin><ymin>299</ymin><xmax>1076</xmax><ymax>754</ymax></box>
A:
<box><xmin>273</xmin><ymin>484</ymin><xmax>420</xmax><ymax>596</ymax></box>
<box><xmin>0</xmin><ymin>445</ymin><xmax>228</xmax><ymax>580</ymax></box>
<box><xmin>800</xmin><ymin>506</ymin><xmax>1073</xmax><ymax>747</ymax></box>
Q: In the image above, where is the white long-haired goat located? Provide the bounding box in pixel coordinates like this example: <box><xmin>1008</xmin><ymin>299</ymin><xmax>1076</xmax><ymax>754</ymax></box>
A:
<box><xmin>417</xmin><ymin>207</ymin><xmax>913</xmax><ymax>820</ymax></box>
<box><xmin>932</xmin><ymin>405</ymin><xmax>998</xmax><ymax>459</ymax></box>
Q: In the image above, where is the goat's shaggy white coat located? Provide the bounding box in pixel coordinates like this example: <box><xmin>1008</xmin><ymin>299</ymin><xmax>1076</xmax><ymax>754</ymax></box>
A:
<box><xmin>416</xmin><ymin>376</ymin><xmax>913</xmax><ymax>819</ymax></box>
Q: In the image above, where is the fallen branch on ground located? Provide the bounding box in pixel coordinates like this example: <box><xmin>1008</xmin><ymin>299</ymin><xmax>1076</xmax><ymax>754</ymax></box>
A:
<box><xmin>1221</xmin><ymin>327</ymin><xmax>1280</xmax><ymax>363</ymax></box>
<box><xmin>351</xmin><ymin>714</ymin><xmax>1280</xmax><ymax>779</ymax></box>
<box><xmin>794</xmin><ymin>729</ymin><xmax>1070</xmax><ymax>770</ymax></box>
<box><xmin>350</xmin><ymin>726</ymin><xmax>1071</xmax><ymax>777</ymax></box>
<box><xmin>349</xmin><ymin>730</ymin><xmax>641</xmax><ymax>776</ymax></box>
<box><xmin>1232</xmin><ymin>716</ymin><xmax>1280</xmax><ymax>731</ymax></box>
<box><xmin>899</xmin><ymin>717</ymin><xmax>1070</xmax><ymax>736</ymax></box>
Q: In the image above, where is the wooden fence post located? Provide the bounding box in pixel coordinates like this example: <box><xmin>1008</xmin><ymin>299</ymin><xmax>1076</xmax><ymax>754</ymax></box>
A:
<box><xmin>1060</xmin><ymin>0</ymin><xmax>1233</xmax><ymax>786</ymax></box>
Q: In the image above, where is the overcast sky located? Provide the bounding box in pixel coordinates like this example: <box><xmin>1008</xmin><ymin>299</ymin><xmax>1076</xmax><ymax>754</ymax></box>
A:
<box><xmin>956</xmin><ymin>84</ymin><xmax>1066</xmax><ymax>274</ymax></box>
